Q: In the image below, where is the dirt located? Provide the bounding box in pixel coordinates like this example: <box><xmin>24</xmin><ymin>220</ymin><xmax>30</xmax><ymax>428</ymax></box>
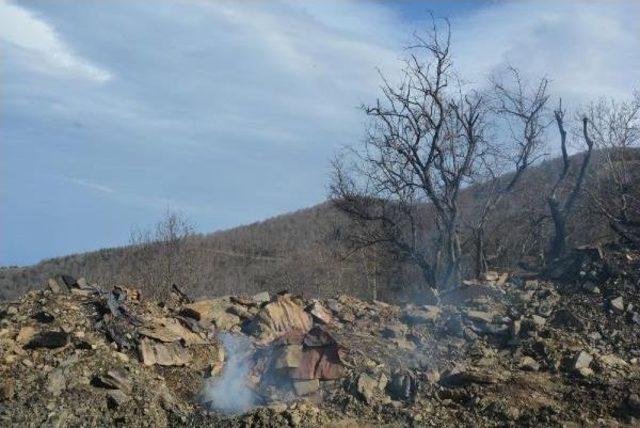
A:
<box><xmin>1</xmin><ymin>245</ymin><xmax>639</xmax><ymax>427</ymax></box>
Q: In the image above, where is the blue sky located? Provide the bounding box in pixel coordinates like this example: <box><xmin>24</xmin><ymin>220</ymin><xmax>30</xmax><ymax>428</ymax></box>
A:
<box><xmin>1</xmin><ymin>0</ymin><xmax>639</xmax><ymax>266</ymax></box>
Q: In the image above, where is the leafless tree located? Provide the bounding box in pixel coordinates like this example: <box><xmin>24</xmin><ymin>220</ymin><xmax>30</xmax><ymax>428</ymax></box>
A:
<box><xmin>330</xmin><ymin>18</ymin><xmax>488</xmax><ymax>290</ymax></box>
<box><xmin>584</xmin><ymin>93</ymin><xmax>640</xmax><ymax>245</ymax></box>
<box><xmin>547</xmin><ymin>100</ymin><xmax>595</xmax><ymax>261</ymax></box>
<box><xmin>129</xmin><ymin>210</ymin><xmax>196</xmax><ymax>299</ymax></box>
<box><xmin>467</xmin><ymin>67</ymin><xmax>550</xmax><ymax>277</ymax></box>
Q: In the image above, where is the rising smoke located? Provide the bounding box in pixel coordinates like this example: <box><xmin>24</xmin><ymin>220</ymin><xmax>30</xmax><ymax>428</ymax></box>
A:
<box><xmin>201</xmin><ymin>333</ymin><xmax>256</xmax><ymax>414</ymax></box>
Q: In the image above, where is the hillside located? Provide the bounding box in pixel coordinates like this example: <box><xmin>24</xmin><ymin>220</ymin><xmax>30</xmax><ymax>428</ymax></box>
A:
<box><xmin>1</xmin><ymin>149</ymin><xmax>638</xmax><ymax>302</ymax></box>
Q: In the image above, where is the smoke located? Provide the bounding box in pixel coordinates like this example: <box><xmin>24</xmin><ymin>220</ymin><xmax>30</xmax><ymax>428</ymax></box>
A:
<box><xmin>202</xmin><ymin>333</ymin><xmax>256</xmax><ymax>415</ymax></box>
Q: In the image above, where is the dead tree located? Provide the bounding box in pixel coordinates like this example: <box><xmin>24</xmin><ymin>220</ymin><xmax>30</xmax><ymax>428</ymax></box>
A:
<box><xmin>584</xmin><ymin>94</ymin><xmax>640</xmax><ymax>245</ymax></box>
<box><xmin>128</xmin><ymin>210</ymin><xmax>196</xmax><ymax>298</ymax></box>
<box><xmin>469</xmin><ymin>67</ymin><xmax>550</xmax><ymax>277</ymax></box>
<box><xmin>330</xmin><ymin>19</ymin><xmax>487</xmax><ymax>290</ymax></box>
<box><xmin>547</xmin><ymin>100</ymin><xmax>594</xmax><ymax>261</ymax></box>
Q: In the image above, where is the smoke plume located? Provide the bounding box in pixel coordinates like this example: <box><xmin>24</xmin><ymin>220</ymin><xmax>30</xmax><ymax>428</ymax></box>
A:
<box><xmin>202</xmin><ymin>333</ymin><xmax>256</xmax><ymax>414</ymax></box>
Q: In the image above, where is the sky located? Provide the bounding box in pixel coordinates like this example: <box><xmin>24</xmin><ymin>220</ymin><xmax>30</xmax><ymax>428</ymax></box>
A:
<box><xmin>1</xmin><ymin>0</ymin><xmax>639</xmax><ymax>266</ymax></box>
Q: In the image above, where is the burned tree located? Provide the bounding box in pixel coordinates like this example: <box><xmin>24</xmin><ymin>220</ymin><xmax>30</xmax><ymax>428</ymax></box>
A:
<box><xmin>584</xmin><ymin>93</ymin><xmax>640</xmax><ymax>245</ymax></box>
<box><xmin>468</xmin><ymin>67</ymin><xmax>551</xmax><ymax>277</ymax></box>
<box><xmin>547</xmin><ymin>101</ymin><xmax>594</xmax><ymax>261</ymax></box>
<box><xmin>330</xmin><ymin>19</ymin><xmax>488</xmax><ymax>290</ymax></box>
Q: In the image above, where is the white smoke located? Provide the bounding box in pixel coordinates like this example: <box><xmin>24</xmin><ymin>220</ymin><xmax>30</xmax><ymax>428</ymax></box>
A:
<box><xmin>202</xmin><ymin>333</ymin><xmax>256</xmax><ymax>415</ymax></box>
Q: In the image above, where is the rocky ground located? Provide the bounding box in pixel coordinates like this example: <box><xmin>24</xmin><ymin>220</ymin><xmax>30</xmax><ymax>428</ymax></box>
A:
<box><xmin>1</xmin><ymin>245</ymin><xmax>640</xmax><ymax>427</ymax></box>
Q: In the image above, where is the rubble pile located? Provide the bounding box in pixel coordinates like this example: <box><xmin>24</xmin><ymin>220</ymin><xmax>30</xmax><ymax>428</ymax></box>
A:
<box><xmin>1</xmin><ymin>245</ymin><xmax>639</xmax><ymax>427</ymax></box>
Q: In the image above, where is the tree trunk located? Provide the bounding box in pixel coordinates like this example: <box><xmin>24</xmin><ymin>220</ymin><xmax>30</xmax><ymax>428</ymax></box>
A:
<box><xmin>548</xmin><ymin>199</ymin><xmax>566</xmax><ymax>261</ymax></box>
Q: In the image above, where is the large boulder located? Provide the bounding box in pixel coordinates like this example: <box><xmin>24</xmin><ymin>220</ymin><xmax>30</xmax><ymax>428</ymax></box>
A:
<box><xmin>247</xmin><ymin>294</ymin><xmax>312</xmax><ymax>343</ymax></box>
<box><xmin>179</xmin><ymin>298</ymin><xmax>242</xmax><ymax>331</ymax></box>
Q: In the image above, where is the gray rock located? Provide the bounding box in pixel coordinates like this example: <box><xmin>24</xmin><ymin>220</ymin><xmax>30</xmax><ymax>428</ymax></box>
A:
<box><xmin>252</xmin><ymin>291</ymin><xmax>271</xmax><ymax>304</ymax></box>
<box><xmin>356</xmin><ymin>373</ymin><xmax>379</xmax><ymax>403</ymax></box>
<box><xmin>574</xmin><ymin>351</ymin><xmax>593</xmax><ymax>370</ymax></box>
<box><xmin>46</xmin><ymin>369</ymin><xmax>66</xmax><ymax>396</ymax></box>
<box><xmin>609</xmin><ymin>297</ymin><xmax>625</xmax><ymax>313</ymax></box>
<box><xmin>107</xmin><ymin>390</ymin><xmax>130</xmax><ymax>409</ymax></box>
<box><xmin>387</xmin><ymin>370</ymin><xmax>417</xmax><ymax>402</ymax></box>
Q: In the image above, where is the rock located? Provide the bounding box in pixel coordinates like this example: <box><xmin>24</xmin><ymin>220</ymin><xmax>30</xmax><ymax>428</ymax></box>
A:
<box><xmin>138</xmin><ymin>317</ymin><xmax>206</xmax><ymax>346</ymax></box>
<box><xmin>509</xmin><ymin>319</ymin><xmax>521</xmax><ymax>340</ymax></box>
<box><xmin>627</xmin><ymin>393</ymin><xmax>640</xmax><ymax>416</ymax></box>
<box><xmin>531</xmin><ymin>315</ymin><xmax>547</xmax><ymax>329</ymax></box>
<box><xmin>47</xmin><ymin>278</ymin><xmax>66</xmax><ymax>294</ymax></box>
<box><xmin>357</xmin><ymin>373</ymin><xmax>380</xmax><ymax>403</ymax></box>
<box><xmin>226</xmin><ymin>305</ymin><xmax>253</xmax><ymax>320</ymax></box>
<box><xmin>519</xmin><ymin>356</ymin><xmax>540</xmax><ymax>372</ymax></box>
<box><xmin>93</xmin><ymin>369</ymin><xmax>131</xmax><ymax>393</ymax></box>
<box><xmin>387</xmin><ymin>370</ymin><xmax>417</xmax><ymax>401</ymax></box>
<box><xmin>307</xmin><ymin>301</ymin><xmax>334</xmax><ymax>325</ymax></box>
<box><xmin>484</xmin><ymin>271</ymin><xmax>500</xmax><ymax>281</ymax></box>
<box><xmin>138</xmin><ymin>339</ymin><xmax>190</xmax><ymax>366</ymax></box>
<box><xmin>248</xmin><ymin>294</ymin><xmax>313</xmax><ymax>343</ymax></box>
<box><xmin>0</xmin><ymin>379</ymin><xmax>15</xmax><ymax>400</ymax></box>
<box><xmin>15</xmin><ymin>326</ymin><xmax>37</xmax><ymax>345</ymax></box>
<box><xmin>274</xmin><ymin>345</ymin><xmax>303</xmax><ymax>369</ymax></box>
<box><xmin>325</xmin><ymin>299</ymin><xmax>342</xmax><ymax>313</ymax></box>
<box><xmin>464</xmin><ymin>310</ymin><xmax>496</xmax><ymax>324</ymax></box>
<box><xmin>252</xmin><ymin>291</ymin><xmax>271</xmax><ymax>304</ymax></box>
<box><xmin>577</xmin><ymin>367</ymin><xmax>593</xmax><ymax>377</ymax></box>
<box><xmin>24</xmin><ymin>331</ymin><xmax>69</xmax><ymax>349</ymax></box>
<box><xmin>179</xmin><ymin>298</ymin><xmax>242</xmax><ymax>331</ymax></box>
<box><xmin>31</xmin><ymin>311</ymin><xmax>55</xmax><ymax>323</ymax></box>
<box><xmin>290</xmin><ymin>346</ymin><xmax>346</xmax><ymax>380</ymax></box>
<box><xmin>496</xmin><ymin>272</ymin><xmax>509</xmax><ymax>286</ymax></box>
<box><xmin>292</xmin><ymin>379</ymin><xmax>319</xmax><ymax>396</ymax></box>
<box><xmin>574</xmin><ymin>351</ymin><xmax>593</xmax><ymax>370</ymax></box>
<box><xmin>598</xmin><ymin>354</ymin><xmax>628</xmax><ymax>369</ymax></box>
<box><xmin>521</xmin><ymin>315</ymin><xmax>546</xmax><ymax>333</ymax></box>
<box><xmin>107</xmin><ymin>390</ymin><xmax>130</xmax><ymax>409</ymax></box>
<box><xmin>47</xmin><ymin>369</ymin><xmax>66</xmax><ymax>396</ymax></box>
<box><xmin>609</xmin><ymin>297</ymin><xmax>624</xmax><ymax>313</ymax></box>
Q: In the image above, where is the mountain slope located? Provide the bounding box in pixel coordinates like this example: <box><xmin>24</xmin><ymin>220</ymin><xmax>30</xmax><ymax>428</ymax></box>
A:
<box><xmin>1</xmin><ymin>149</ymin><xmax>638</xmax><ymax>301</ymax></box>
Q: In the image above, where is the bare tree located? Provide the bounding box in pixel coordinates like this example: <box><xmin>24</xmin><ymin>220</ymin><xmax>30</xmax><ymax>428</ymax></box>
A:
<box><xmin>547</xmin><ymin>100</ymin><xmax>595</xmax><ymax>261</ymax></box>
<box><xmin>468</xmin><ymin>67</ymin><xmax>550</xmax><ymax>277</ymax></box>
<box><xmin>330</xmin><ymin>18</ymin><xmax>488</xmax><ymax>290</ymax></box>
<box><xmin>584</xmin><ymin>93</ymin><xmax>640</xmax><ymax>245</ymax></box>
<box><xmin>129</xmin><ymin>210</ymin><xmax>196</xmax><ymax>299</ymax></box>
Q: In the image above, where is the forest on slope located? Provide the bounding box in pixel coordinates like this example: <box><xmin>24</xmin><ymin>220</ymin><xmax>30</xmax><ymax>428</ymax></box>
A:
<box><xmin>2</xmin><ymin>149</ymin><xmax>638</xmax><ymax>302</ymax></box>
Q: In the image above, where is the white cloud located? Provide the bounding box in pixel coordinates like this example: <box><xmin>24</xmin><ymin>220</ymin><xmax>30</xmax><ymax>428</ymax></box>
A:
<box><xmin>450</xmin><ymin>0</ymin><xmax>640</xmax><ymax>103</ymax></box>
<box><xmin>0</xmin><ymin>0</ymin><xmax>111</xmax><ymax>82</ymax></box>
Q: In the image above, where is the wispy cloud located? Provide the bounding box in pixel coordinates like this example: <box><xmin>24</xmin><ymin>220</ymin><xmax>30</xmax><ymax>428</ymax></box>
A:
<box><xmin>65</xmin><ymin>177</ymin><xmax>116</xmax><ymax>195</ymax></box>
<box><xmin>0</xmin><ymin>0</ymin><xmax>112</xmax><ymax>82</ymax></box>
